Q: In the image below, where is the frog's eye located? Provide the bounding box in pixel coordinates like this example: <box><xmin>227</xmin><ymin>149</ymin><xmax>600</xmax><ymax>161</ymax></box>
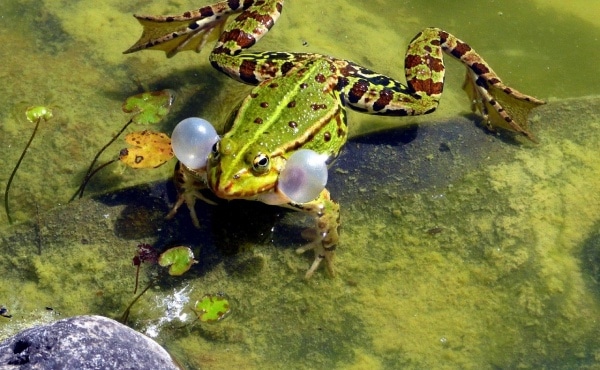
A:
<box><xmin>171</xmin><ymin>117</ymin><xmax>218</xmax><ymax>170</ymax></box>
<box><xmin>211</xmin><ymin>141</ymin><xmax>220</xmax><ymax>160</ymax></box>
<box><xmin>252</xmin><ymin>153</ymin><xmax>270</xmax><ymax>174</ymax></box>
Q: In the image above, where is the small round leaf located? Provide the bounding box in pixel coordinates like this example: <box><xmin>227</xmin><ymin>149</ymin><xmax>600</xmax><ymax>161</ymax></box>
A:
<box><xmin>193</xmin><ymin>294</ymin><xmax>232</xmax><ymax>323</ymax></box>
<box><xmin>122</xmin><ymin>90</ymin><xmax>175</xmax><ymax>125</ymax></box>
<box><xmin>158</xmin><ymin>246</ymin><xmax>196</xmax><ymax>276</ymax></box>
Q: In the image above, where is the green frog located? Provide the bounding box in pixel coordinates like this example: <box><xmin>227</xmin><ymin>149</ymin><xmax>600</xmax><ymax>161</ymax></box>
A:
<box><xmin>124</xmin><ymin>0</ymin><xmax>544</xmax><ymax>278</ymax></box>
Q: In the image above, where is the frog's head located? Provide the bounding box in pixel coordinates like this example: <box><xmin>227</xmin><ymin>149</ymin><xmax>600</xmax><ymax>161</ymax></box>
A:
<box><xmin>206</xmin><ymin>136</ymin><xmax>283</xmax><ymax>200</ymax></box>
<box><xmin>206</xmin><ymin>134</ymin><xmax>329</xmax><ymax>205</ymax></box>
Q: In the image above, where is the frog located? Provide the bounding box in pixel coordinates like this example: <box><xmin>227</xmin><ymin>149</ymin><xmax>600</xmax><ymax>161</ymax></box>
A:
<box><xmin>124</xmin><ymin>0</ymin><xmax>545</xmax><ymax>278</ymax></box>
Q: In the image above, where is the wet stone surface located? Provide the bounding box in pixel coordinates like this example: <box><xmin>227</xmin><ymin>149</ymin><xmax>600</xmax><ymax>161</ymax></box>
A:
<box><xmin>0</xmin><ymin>315</ymin><xmax>179</xmax><ymax>369</ymax></box>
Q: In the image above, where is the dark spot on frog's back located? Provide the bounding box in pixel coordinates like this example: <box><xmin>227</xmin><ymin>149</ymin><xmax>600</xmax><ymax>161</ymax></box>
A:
<box><xmin>311</xmin><ymin>103</ymin><xmax>327</xmax><ymax>111</ymax></box>
<box><xmin>254</xmin><ymin>118</ymin><xmax>263</xmax><ymax>124</ymax></box>
<box><xmin>288</xmin><ymin>121</ymin><xmax>297</xmax><ymax>129</ymax></box>
<box><xmin>260</xmin><ymin>102</ymin><xmax>269</xmax><ymax>108</ymax></box>
<box><xmin>324</xmin><ymin>132</ymin><xmax>331</xmax><ymax>142</ymax></box>
<box><xmin>315</xmin><ymin>73</ymin><xmax>326</xmax><ymax>83</ymax></box>
<box><xmin>287</xmin><ymin>101</ymin><xmax>296</xmax><ymax>108</ymax></box>
<box><xmin>269</xmin><ymin>82</ymin><xmax>278</xmax><ymax>88</ymax></box>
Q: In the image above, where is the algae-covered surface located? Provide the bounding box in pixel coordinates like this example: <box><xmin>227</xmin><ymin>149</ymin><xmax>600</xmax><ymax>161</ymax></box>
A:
<box><xmin>1</xmin><ymin>0</ymin><xmax>600</xmax><ymax>368</ymax></box>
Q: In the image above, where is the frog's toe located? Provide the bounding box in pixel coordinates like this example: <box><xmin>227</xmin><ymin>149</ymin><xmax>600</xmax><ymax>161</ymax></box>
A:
<box><xmin>296</xmin><ymin>242</ymin><xmax>335</xmax><ymax>279</ymax></box>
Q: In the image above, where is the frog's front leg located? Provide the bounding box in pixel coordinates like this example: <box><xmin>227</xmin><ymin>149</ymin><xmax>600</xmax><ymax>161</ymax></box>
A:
<box><xmin>166</xmin><ymin>162</ymin><xmax>217</xmax><ymax>228</ymax></box>
<box><xmin>292</xmin><ymin>189</ymin><xmax>340</xmax><ymax>279</ymax></box>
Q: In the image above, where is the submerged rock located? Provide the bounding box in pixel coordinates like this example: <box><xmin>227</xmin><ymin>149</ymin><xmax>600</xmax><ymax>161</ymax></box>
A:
<box><xmin>0</xmin><ymin>315</ymin><xmax>179</xmax><ymax>370</ymax></box>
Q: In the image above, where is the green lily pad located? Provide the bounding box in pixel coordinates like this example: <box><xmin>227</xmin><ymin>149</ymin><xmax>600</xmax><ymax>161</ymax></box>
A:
<box><xmin>25</xmin><ymin>105</ymin><xmax>53</xmax><ymax>122</ymax></box>
<box><xmin>158</xmin><ymin>246</ymin><xmax>196</xmax><ymax>276</ymax></box>
<box><xmin>122</xmin><ymin>89</ymin><xmax>175</xmax><ymax>125</ymax></box>
<box><xmin>193</xmin><ymin>294</ymin><xmax>232</xmax><ymax>323</ymax></box>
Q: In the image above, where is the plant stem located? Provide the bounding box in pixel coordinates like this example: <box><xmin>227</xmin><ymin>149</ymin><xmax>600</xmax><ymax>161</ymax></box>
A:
<box><xmin>120</xmin><ymin>280</ymin><xmax>153</xmax><ymax>324</ymax></box>
<box><xmin>4</xmin><ymin>117</ymin><xmax>42</xmax><ymax>224</ymax></box>
<box><xmin>71</xmin><ymin>118</ymin><xmax>133</xmax><ymax>201</ymax></box>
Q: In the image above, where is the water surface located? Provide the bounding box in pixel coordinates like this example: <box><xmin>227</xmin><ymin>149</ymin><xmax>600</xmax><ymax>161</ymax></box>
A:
<box><xmin>1</xmin><ymin>1</ymin><xmax>599</xmax><ymax>368</ymax></box>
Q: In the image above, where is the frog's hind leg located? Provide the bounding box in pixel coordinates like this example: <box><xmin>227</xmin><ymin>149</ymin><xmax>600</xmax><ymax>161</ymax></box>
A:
<box><xmin>412</xmin><ymin>28</ymin><xmax>545</xmax><ymax>142</ymax></box>
<box><xmin>339</xmin><ymin>27</ymin><xmax>544</xmax><ymax>142</ymax></box>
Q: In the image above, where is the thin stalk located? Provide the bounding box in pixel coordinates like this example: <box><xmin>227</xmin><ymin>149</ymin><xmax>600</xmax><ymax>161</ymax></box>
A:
<box><xmin>71</xmin><ymin>118</ymin><xmax>133</xmax><ymax>201</ymax></box>
<box><xmin>4</xmin><ymin>117</ymin><xmax>42</xmax><ymax>224</ymax></box>
<box><xmin>120</xmin><ymin>281</ymin><xmax>153</xmax><ymax>324</ymax></box>
<box><xmin>74</xmin><ymin>159</ymin><xmax>118</xmax><ymax>199</ymax></box>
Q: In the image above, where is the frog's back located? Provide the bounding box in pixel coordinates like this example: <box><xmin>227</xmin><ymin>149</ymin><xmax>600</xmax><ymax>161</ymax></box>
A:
<box><xmin>226</xmin><ymin>58</ymin><xmax>348</xmax><ymax>161</ymax></box>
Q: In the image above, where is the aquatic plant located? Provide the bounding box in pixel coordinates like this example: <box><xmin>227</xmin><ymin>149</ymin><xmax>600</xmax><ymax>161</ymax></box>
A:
<box><xmin>4</xmin><ymin>106</ymin><xmax>53</xmax><ymax>224</ymax></box>
<box><xmin>158</xmin><ymin>246</ymin><xmax>197</xmax><ymax>276</ymax></box>
<box><xmin>132</xmin><ymin>243</ymin><xmax>158</xmax><ymax>294</ymax></box>
<box><xmin>121</xmin><ymin>245</ymin><xmax>197</xmax><ymax>324</ymax></box>
<box><xmin>73</xmin><ymin>89</ymin><xmax>175</xmax><ymax>199</ymax></box>
<box><xmin>191</xmin><ymin>293</ymin><xmax>232</xmax><ymax>323</ymax></box>
<box><xmin>118</xmin><ymin>130</ymin><xmax>173</xmax><ymax>169</ymax></box>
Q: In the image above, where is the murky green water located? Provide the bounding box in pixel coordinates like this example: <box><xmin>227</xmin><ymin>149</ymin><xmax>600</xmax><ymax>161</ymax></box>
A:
<box><xmin>1</xmin><ymin>0</ymin><xmax>600</xmax><ymax>368</ymax></box>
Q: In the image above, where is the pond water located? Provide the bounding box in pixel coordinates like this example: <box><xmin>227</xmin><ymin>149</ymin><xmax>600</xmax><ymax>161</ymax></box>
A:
<box><xmin>1</xmin><ymin>0</ymin><xmax>600</xmax><ymax>368</ymax></box>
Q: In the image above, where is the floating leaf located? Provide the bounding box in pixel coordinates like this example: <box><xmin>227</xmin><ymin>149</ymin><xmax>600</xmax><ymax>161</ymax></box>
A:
<box><xmin>119</xmin><ymin>130</ymin><xmax>173</xmax><ymax>168</ymax></box>
<box><xmin>122</xmin><ymin>89</ymin><xmax>175</xmax><ymax>125</ymax></box>
<box><xmin>25</xmin><ymin>105</ymin><xmax>53</xmax><ymax>123</ymax></box>
<box><xmin>158</xmin><ymin>246</ymin><xmax>196</xmax><ymax>276</ymax></box>
<box><xmin>193</xmin><ymin>294</ymin><xmax>232</xmax><ymax>323</ymax></box>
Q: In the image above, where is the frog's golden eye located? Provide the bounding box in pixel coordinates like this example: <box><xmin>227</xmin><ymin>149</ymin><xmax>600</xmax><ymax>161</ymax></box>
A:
<box><xmin>211</xmin><ymin>141</ymin><xmax>220</xmax><ymax>160</ymax></box>
<box><xmin>252</xmin><ymin>153</ymin><xmax>270</xmax><ymax>174</ymax></box>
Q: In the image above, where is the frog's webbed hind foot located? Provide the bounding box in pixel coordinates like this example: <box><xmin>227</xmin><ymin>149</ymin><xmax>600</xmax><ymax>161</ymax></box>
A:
<box><xmin>123</xmin><ymin>4</ymin><xmax>237</xmax><ymax>57</ymax></box>
<box><xmin>430</xmin><ymin>28</ymin><xmax>546</xmax><ymax>142</ymax></box>
<box><xmin>462</xmin><ymin>69</ymin><xmax>545</xmax><ymax>142</ymax></box>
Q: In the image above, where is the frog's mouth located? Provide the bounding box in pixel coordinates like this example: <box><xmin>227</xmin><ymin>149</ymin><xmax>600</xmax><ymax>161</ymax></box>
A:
<box><xmin>208</xmin><ymin>166</ymin><xmax>276</xmax><ymax>200</ymax></box>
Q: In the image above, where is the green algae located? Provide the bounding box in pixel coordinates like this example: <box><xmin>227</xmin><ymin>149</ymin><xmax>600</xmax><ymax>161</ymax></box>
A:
<box><xmin>0</xmin><ymin>0</ymin><xmax>600</xmax><ymax>369</ymax></box>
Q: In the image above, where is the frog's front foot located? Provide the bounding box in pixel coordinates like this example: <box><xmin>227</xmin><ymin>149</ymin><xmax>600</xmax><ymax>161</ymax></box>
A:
<box><xmin>294</xmin><ymin>190</ymin><xmax>340</xmax><ymax>279</ymax></box>
<box><xmin>296</xmin><ymin>238</ymin><xmax>337</xmax><ymax>279</ymax></box>
<box><xmin>166</xmin><ymin>162</ymin><xmax>215</xmax><ymax>228</ymax></box>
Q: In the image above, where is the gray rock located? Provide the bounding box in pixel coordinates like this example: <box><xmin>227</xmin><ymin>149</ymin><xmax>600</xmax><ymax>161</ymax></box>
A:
<box><xmin>0</xmin><ymin>315</ymin><xmax>179</xmax><ymax>370</ymax></box>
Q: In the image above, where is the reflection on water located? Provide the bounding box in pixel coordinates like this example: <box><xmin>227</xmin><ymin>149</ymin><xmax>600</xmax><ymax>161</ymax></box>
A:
<box><xmin>1</xmin><ymin>0</ymin><xmax>600</xmax><ymax>368</ymax></box>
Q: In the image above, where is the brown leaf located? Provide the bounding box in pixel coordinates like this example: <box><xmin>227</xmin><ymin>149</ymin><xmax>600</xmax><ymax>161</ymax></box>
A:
<box><xmin>119</xmin><ymin>130</ymin><xmax>173</xmax><ymax>168</ymax></box>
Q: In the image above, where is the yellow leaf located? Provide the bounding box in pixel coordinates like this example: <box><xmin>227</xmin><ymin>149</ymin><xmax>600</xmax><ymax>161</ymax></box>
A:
<box><xmin>119</xmin><ymin>130</ymin><xmax>173</xmax><ymax>169</ymax></box>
